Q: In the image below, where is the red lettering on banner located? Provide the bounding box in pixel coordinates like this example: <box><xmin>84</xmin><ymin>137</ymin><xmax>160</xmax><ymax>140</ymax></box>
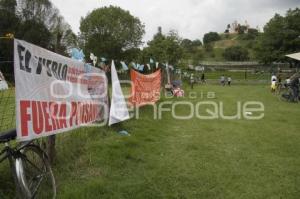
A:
<box><xmin>59</xmin><ymin>103</ymin><xmax>67</xmax><ymax>129</ymax></box>
<box><xmin>49</xmin><ymin>102</ymin><xmax>59</xmax><ymax>131</ymax></box>
<box><xmin>78</xmin><ymin>102</ymin><xmax>82</xmax><ymax>125</ymax></box>
<box><xmin>69</xmin><ymin>102</ymin><xmax>78</xmax><ymax>126</ymax></box>
<box><xmin>42</xmin><ymin>102</ymin><xmax>52</xmax><ymax>132</ymax></box>
<box><xmin>20</xmin><ymin>100</ymin><xmax>31</xmax><ymax>136</ymax></box>
<box><xmin>84</xmin><ymin>104</ymin><xmax>88</xmax><ymax>123</ymax></box>
<box><xmin>80</xmin><ymin>103</ymin><xmax>84</xmax><ymax>124</ymax></box>
<box><xmin>19</xmin><ymin>100</ymin><xmax>101</xmax><ymax>138</ymax></box>
<box><xmin>88</xmin><ymin>104</ymin><xmax>93</xmax><ymax>122</ymax></box>
<box><xmin>32</xmin><ymin>101</ymin><xmax>43</xmax><ymax>134</ymax></box>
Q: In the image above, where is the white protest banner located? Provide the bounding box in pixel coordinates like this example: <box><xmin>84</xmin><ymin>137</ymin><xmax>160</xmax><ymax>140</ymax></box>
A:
<box><xmin>14</xmin><ymin>39</ymin><xmax>108</xmax><ymax>141</ymax></box>
<box><xmin>109</xmin><ymin>60</ymin><xmax>130</xmax><ymax>125</ymax></box>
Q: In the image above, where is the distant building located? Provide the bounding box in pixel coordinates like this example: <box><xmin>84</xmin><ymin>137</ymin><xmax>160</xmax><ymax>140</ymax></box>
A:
<box><xmin>230</xmin><ymin>20</ymin><xmax>238</xmax><ymax>33</ymax></box>
<box><xmin>226</xmin><ymin>20</ymin><xmax>257</xmax><ymax>34</ymax></box>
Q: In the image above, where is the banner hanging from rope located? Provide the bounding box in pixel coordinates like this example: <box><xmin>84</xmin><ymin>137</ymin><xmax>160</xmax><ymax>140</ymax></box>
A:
<box><xmin>14</xmin><ymin>39</ymin><xmax>109</xmax><ymax>141</ymax></box>
<box><xmin>129</xmin><ymin>69</ymin><xmax>161</xmax><ymax>107</ymax></box>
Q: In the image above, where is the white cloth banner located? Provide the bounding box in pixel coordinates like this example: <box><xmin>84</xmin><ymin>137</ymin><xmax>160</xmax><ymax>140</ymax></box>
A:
<box><xmin>14</xmin><ymin>39</ymin><xmax>108</xmax><ymax>141</ymax></box>
<box><xmin>0</xmin><ymin>81</ymin><xmax>8</xmax><ymax>90</ymax></box>
<box><xmin>109</xmin><ymin>60</ymin><xmax>130</xmax><ymax>126</ymax></box>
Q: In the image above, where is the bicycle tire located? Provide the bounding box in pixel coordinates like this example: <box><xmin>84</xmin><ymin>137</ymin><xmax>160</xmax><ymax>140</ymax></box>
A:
<box><xmin>8</xmin><ymin>153</ymin><xmax>23</xmax><ymax>198</ymax></box>
<box><xmin>279</xmin><ymin>93</ymin><xmax>293</xmax><ymax>102</ymax></box>
<box><xmin>16</xmin><ymin>144</ymin><xmax>56</xmax><ymax>199</ymax></box>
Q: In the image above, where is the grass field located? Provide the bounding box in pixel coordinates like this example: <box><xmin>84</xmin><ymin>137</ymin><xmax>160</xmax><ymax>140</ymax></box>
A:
<box><xmin>1</xmin><ymin>83</ymin><xmax>300</xmax><ymax>198</ymax></box>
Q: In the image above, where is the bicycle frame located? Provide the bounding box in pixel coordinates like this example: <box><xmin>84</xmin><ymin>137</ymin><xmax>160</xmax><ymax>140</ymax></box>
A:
<box><xmin>0</xmin><ymin>143</ymin><xmax>13</xmax><ymax>163</ymax></box>
<box><xmin>0</xmin><ymin>141</ymin><xmax>33</xmax><ymax>162</ymax></box>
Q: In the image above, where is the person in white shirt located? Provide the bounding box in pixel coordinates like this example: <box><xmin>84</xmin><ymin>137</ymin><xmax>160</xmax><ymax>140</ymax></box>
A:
<box><xmin>220</xmin><ymin>75</ymin><xmax>225</xmax><ymax>86</ymax></box>
<box><xmin>227</xmin><ymin>76</ymin><xmax>232</xmax><ymax>86</ymax></box>
<box><xmin>271</xmin><ymin>74</ymin><xmax>277</xmax><ymax>83</ymax></box>
<box><xmin>271</xmin><ymin>74</ymin><xmax>277</xmax><ymax>93</ymax></box>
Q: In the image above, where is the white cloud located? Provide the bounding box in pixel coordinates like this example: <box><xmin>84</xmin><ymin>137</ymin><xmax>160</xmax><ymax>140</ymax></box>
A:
<box><xmin>51</xmin><ymin>0</ymin><xmax>298</xmax><ymax>44</ymax></box>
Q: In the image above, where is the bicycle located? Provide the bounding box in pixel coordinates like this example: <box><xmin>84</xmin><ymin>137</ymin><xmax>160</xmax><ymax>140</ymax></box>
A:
<box><xmin>0</xmin><ymin>129</ymin><xmax>56</xmax><ymax>199</ymax></box>
<box><xmin>279</xmin><ymin>84</ymin><xmax>299</xmax><ymax>103</ymax></box>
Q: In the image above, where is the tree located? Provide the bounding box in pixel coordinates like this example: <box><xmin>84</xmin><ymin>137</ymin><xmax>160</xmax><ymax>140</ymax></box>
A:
<box><xmin>181</xmin><ymin>39</ymin><xmax>193</xmax><ymax>50</ymax></box>
<box><xmin>50</xmin><ymin>15</ymin><xmax>77</xmax><ymax>55</ymax></box>
<box><xmin>239</xmin><ymin>28</ymin><xmax>259</xmax><ymax>40</ymax></box>
<box><xmin>80</xmin><ymin>6</ymin><xmax>145</xmax><ymax>59</ymax></box>
<box><xmin>18</xmin><ymin>0</ymin><xmax>77</xmax><ymax>53</ymax></box>
<box><xmin>180</xmin><ymin>38</ymin><xmax>202</xmax><ymax>63</ymax></box>
<box><xmin>17</xmin><ymin>19</ymin><xmax>51</xmax><ymax>48</ymax></box>
<box><xmin>0</xmin><ymin>0</ymin><xmax>19</xmax><ymax>40</ymax></box>
<box><xmin>0</xmin><ymin>0</ymin><xmax>19</xmax><ymax>81</ymax></box>
<box><xmin>255</xmin><ymin>8</ymin><xmax>300</xmax><ymax>64</ymax></box>
<box><xmin>181</xmin><ymin>39</ymin><xmax>200</xmax><ymax>53</ymax></box>
<box><xmin>18</xmin><ymin>0</ymin><xmax>52</xmax><ymax>22</ymax></box>
<box><xmin>248</xmin><ymin>28</ymin><xmax>259</xmax><ymax>35</ymax></box>
<box><xmin>223</xmin><ymin>46</ymin><xmax>249</xmax><ymax>61</ymax></box>
<box><xmin>203</xmin><ymin>32</ymin><xmax>221</xmax><ymax>45</ymax></box>
<box><xmin>192</xmin><ymin>39</ymin><xmax>202</xmax><ymax>47</ymax></box>
<box><xmin>204</xmin><ymin>43</ymin><xmax>213</xmax><ymax>52</ymax></box>
<box><xmin>122</xmin><ymin>48</ymin><xmax>141</xmax><ymax>63</ymax></box>
<box><xmin>146</xmin><ymin>29</ymin><xmax>183</xmax><ymax>65</ymax></box>
<box><xmin>237</xmin><ymin>24</ymin><xmax>247</xmax><ymax>34</ymax></box>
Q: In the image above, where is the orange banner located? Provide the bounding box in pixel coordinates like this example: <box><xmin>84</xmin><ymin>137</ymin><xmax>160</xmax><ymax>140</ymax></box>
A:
<box><xmin>129</xmin><ymin>69</ymin><xmax>161</xmax><ymax>106</ymax></box>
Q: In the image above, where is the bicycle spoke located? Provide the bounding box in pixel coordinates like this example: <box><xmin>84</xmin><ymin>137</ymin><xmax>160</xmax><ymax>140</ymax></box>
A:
<box><xmin>22</xmin><ymin>155</ymin><xmax>44</xmax><ymax>174</ymax></box>
<box><xmin>31</xmin><ymin>175</ymin><xmax>44</xmax><ymax>198</ymax></box>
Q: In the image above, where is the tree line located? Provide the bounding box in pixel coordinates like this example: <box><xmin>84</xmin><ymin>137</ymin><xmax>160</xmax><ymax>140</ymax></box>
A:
<box><xmin>79</xmin><ymin>6</ymin><xmax>300</xmax><ymax>67</ymax></box>
<box><xmin>1</xmin><ymin>1</ymin><xmax>299</xmax><ymax>73</ymax></box>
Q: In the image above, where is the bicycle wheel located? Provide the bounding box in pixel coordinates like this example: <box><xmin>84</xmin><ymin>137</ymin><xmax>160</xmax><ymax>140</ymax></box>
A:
<box><xmin>279</xmin><ymin>93</ymin><xmax>294</xmax><ymax>102</ymax></box>
<box><xmin>16</xmin><ymin>144</ymin><xmax>56</xmax><ymax>199</ymax></box>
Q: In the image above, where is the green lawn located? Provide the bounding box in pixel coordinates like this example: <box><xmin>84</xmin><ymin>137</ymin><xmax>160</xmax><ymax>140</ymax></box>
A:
<box><xmin>1</xmin><ymin>84</ymin><xmax>300</xmax><ymax>198</ymax></box>
<box><xmin>0</xmin><ymin>88</ymin><xmax>15</xmax><ymax>132</ymax></box>
<box><xmin>198</xmin><ymin>71</ymin><xmax>269</xmax><ymax>81</ymax></box>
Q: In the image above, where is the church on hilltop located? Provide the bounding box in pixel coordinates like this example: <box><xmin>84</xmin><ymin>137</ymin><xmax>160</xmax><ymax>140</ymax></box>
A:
<box><xmin>225</xmin><ymin>20</ymin><xmax>259</xmax><ymax>34</ymax></box>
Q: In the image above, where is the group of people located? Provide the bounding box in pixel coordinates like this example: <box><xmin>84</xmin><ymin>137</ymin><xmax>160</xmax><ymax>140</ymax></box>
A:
<box><xmin>220</xmin><ymin>75</ymin><xmax>232</xmax><ymax>86</ymax></box>
<box><xmin>188</xmin><ymin>73</ymin><xmax>232</xmax><ymax>89</ymax></box>
<box><xmin>170</xmin><ymin>72</ymin><xmax>206</xmax><ymax>97</ymax></box>
<box><xmin>172</xmin><ymin>85</ymin><xmax>185</xmax><ymax>97</ymax></box>
<box><xmin>189</xmin><ymin>73</ymin><xmax>206</xmax><ymax>89</ymax></box>
<box><xmin>271</xmin><ymin>72</ymin><xmax>300</xmax><ymax>102</ymax></box>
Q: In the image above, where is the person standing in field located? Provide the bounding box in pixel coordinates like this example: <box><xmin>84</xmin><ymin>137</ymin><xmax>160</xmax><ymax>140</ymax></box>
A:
<box><xmin>271</xmin><ymin>74</ymin><xmax>277</xmax><ymax>83</ymax></box>
<box><xmin>190</xmin><ymin>73</ymin><xmax>195</xmax><ymax>89</ymax></box>
<box><xmin>201</xmin><ymin>73</ymin><xmax>206</xmax><ymax>84</ymax></box>
<box><xmin>220</xmin><ymin>75</ymin><xmax>225</xmax><ymax>86</ymax></box>
<box><xmin>289</xmin><ymin>72</ymin><xmax>300</xmax><ymax>102</ymax></box>
<box><xmin>227</xmin><ymin>76</ymin><xmax>232</xmax><ymax>86</ymax></box>
<box><xmin>271</xmin><ymin>74</ymin><xmax>277</xmax><ymax>93</ymax></box>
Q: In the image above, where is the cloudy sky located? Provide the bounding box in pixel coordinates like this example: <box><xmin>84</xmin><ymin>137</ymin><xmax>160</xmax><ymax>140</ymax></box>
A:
<box><xmin>51</xmin><ymin>0</ymin><xmax>298</xmax><ymax>43</ymax></box>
